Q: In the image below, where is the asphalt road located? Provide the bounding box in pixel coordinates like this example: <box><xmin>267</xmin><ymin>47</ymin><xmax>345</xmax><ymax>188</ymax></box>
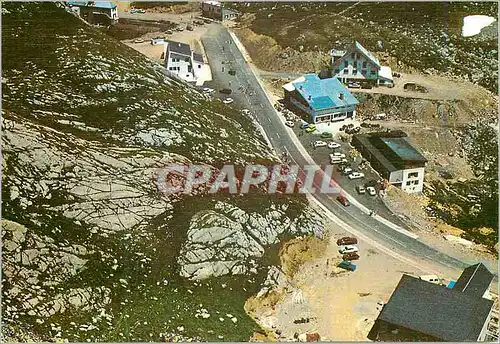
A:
<box><xmin>201</xmin><ymin>25</ymin><xmax>496</xmax><ymax>278</ymax></box>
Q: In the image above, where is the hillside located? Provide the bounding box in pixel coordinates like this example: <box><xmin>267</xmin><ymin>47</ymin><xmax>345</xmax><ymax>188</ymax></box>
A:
<box><xmin>1</xmin><ymin>3</ymin><xmax>323</xmax><ymax>342</ymax></box>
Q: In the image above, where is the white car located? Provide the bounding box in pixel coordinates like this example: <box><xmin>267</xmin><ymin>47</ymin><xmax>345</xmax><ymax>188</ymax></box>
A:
<box><xmin>203</xmin><ymin>87</ymin><xmax>215</xmax><ymax>94</ymax></box>
<box><xmin>223</xmin><ymin>98</ymin><xmax>234</xmax><ymax>104</ymax></box>
<box><xmin>348</xmin><ymin>172</ymin><xmax>365</xmax><ymax>180</ymax></box>
<box><xmin>339</xmin><ymin>245</ymin><xmax>359</xmax><ymax>254</ymax></box>
<box><xmin>285</xmin><ymin>120</ymin><xmax>295</xmax><ymax>128</ymax></box>
<box><xmin>367</xmin><ymin>186</ymin><xmax>376</xmax><ymax>196</ymax></box>
<box><xmin>331</xmin><ymin>152</ymin><xmax>346</xmax><ymax>158</ymax></box>
<box><xmin>313</xmin><ymin>141</ymin><xmax>328</xmax><ymax>148</ymax></box>
<box><xmin>242</xmin><ymin>109</ymin><xmax>251</xmax><ymax>114</ymax></box>
<box><xmin>328</xmin><ymin>141</ymin><xmax>341</xmax><ymax>149</ymax></box>
<box><xmin>342</xmin><ymin>167</ymin><xmax>353</xmax><ymax>175</ymax></box>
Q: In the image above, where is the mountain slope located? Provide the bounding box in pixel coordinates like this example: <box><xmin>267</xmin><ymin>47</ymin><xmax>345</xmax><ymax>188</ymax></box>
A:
<box><xmin>2</xmin><ymin>3</ymin><xmax>323</xmax><ymax>342</ymax></box>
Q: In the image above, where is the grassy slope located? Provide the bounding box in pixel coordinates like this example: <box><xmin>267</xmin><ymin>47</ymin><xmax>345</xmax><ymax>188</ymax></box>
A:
<box><xmin>1</xmin><ymin>3</ymin><xmax>314</xmax><ymax>341</ymax></box>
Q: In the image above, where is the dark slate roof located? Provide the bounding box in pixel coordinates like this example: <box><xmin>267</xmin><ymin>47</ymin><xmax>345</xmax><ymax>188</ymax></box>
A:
<box><xmin>378</xmin><ymin>274</ymin><xmax>493</xmax><ymax>342</ymax></box>
<box><xmin>453</xmin><ymin>263</ymin><xmax>494</xmax><ymax>297</ymax></box>
<box><xmin>353</xmin><ymin>134</ymin><xmax>398</xmax><ymax>172</ymax></box>
<box><xmin>167</xmin><ymin>41</ymin><xmax>191</xmax><ymax>57</ymax></box>
<box><xmin>380</xmin><ymin>137</ymin><xmax>428</xmax><ymax>163</ymax></box>
<box><xmin>192</xmin><ymin>53</ymin><xmax>204</xmax><ymax>63</ymax></box>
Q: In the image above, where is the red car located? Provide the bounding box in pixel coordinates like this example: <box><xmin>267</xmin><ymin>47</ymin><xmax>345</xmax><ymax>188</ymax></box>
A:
<box><xmin>336</xmin><ymin>195</ymin><xmax>350</xmax><ymax>207</ymax></box>
<box><xmin>336</xmin><ymin>236</ymin><xmax>358</xmax><ymax>246</ymax></box>
<box><xmin>343</xmin><ymin>252</ymin><xmax>360</xmax><ymax>261</ymax></box>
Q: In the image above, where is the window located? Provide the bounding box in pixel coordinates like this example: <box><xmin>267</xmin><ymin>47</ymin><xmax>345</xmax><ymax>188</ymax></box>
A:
<box><xmin>362</xmin><ymin>69</ymin><xmax>367</xmax><ymax>74</ymax></box>
<box><xmin>371</xmin><ymin>70</ymin><xmax>376</xmax><ymax>75</ymax></box>
<box><xmin>185</xmin><ymin>57</ymin><xmax>190</xmax><ymax>62</ymax></box>
<box><xmin>188</xmin><ymin>66</ymin><xmax>192</xmax><ymax>72</ymax></box>
<box><xmin>362</xmin><ymin>61</ymin><xmax>367</xmax><ymax>68</ymax></box>
<box><xmin>334</xmin><ymin>68</ymin><xmax>340</xmax><ymax>74</ymax></box>
<box><xmin>198</xmin><ymin>64</ymin><xmax>201</xmax><ymax>68</ymax></box>
<box><xmin>344</xmin><ymin>60</ymin><xmax>348</xmax><ymax>68</ymax></box>
<box><xmin>343</xmin><ymin>69</ymin><xmax>348</xmax><ymax>75</ymax></box>
<box><xmin>351</xmin><ymin>52</ymin><xmax>355</xmax><ymax>59</ymax></box>
<box><xmin>406</xmin><ymin>181</ymin><xmax>411</xmax><ymax>186</ymax></box>
<box><xmin>413</xmin><ymin>180</ymin><xmax>419</xmax><ymax>185</ymax></box>
<box><xmin>408</xmin><ymin>172</ymin><xmax>419</xmax><ymax>178</ymax></box>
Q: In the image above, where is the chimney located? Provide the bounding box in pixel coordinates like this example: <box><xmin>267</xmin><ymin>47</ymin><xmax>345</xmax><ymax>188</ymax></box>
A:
<box><xmin>339</xmin><ymin>92</ymin><xmax>344</xmax><ymax>100</ymax></box>
<box><xmin>308</xmin><ymin>95</ymin><xmax>312</xmax><ymax>100</ymax></box>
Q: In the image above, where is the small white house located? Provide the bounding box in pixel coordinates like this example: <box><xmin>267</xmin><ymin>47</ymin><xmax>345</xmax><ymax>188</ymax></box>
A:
<box><xmin>164</xmin><ymin>40</ymin><xmax>205</xmax><ymax>84</ymax></box>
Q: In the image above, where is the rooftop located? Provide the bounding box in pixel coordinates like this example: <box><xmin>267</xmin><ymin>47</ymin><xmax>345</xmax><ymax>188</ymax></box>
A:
<box><xmin>354</xmin><ymin>41</ymin><xmax>380</xmax><ymax>68</ymax></box>
<box><xmin>67</xmin><ymin>1</ymin><xmax>117</xmax><ymax>9</ymax></box>
<box><xmin>377</xmin><ymin>274</ymin><xmax>494</xmax><ymax>341</ymax></box>
<box><xmin>283</xmin><ymin>74</ymin><xmax>358</xmax><ymax>111</ymax></box>
<box><xmin>167</xmin><ymin>40</ymin><xmax>192</xmax><ymax>57</ymax></box>
<box><xmin>203</xmin><ymin>0</ymin><xmax>221</xmax><ymax>6</ymax></box>
<box><xmin>453</xmin><ymin>263</ymin><xmax>494</xmax><ymax>297</ymax></box>
<box><xmin>380</xmin><ymin>137</ymin><xmax>427</xmax><ymax>163</ymax></box>
<box><xmin>193</xmin><ymin>53</ymin><xmax>204</xmax><ymax>63</ymax></box>
<box><xmin>353</xmin><ymin>135</ymin><xmax>398</xmax><ymax>173</ymax></box>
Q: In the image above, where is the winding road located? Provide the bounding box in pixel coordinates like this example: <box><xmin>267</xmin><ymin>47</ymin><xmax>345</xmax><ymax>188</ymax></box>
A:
<box><xmin>201</xmin><ymin>25</ymin><xmax>497</xmax><ymax>280</ymax></box>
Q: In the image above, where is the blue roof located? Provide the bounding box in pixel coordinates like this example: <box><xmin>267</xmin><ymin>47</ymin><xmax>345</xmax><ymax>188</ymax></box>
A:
<box><xmin>293</xmin><ymin>74</ymin><xmax>358</xmax><ymax>111</ymax></box>
<box><xmin>355</xmin><ymin>41</ymin><xmax>380</xmax><ymax>68</ymax></box>
<box><xmin>67</xmin><ymin>1</ymin><xmax>117</xmax><ymax>9</ymax></box>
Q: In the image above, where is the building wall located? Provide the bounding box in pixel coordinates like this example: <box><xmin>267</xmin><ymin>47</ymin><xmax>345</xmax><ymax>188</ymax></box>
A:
<box><xmin>202</xmin><ymin>3</ymin><xmax>222</xmax><ymax>20</ymax></box>
<box><xmin>166</xmin><ymin>52</ymin><xmax>195</xmax><ymax>83</ymax></box>
<box><xmin>369</xmin><ymin>320</ymin><xmax>441</xmax><ymax>342</ymax></box>
<box><xmin>332</xmin><ymin>48</ymin><xmax>379</xmax><ymax>82</ymax></box>
<box><xmin>477</xmin><ymin>304</ymin><xmax>494</xmax><ymax>341</ymax></box>
<box><xmin>288</xmin><ymin>96</ymin><xmax>356</xmax><ymax>124</ymax></box>
<box><xmin>400</xmin><ymin>167</ymin><xmax>425</xmax><ymax>193</ymax></box>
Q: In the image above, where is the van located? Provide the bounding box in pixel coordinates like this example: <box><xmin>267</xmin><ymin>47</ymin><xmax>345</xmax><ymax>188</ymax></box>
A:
<box><xmin>373</xmin><ymin>113</ymin><xmax>387</xmax><ymax>120</ymax></box>
<box><xmin>419</xmin><ymin>275</ymin><xmax>441</xmax><ymax>284</ymax></box>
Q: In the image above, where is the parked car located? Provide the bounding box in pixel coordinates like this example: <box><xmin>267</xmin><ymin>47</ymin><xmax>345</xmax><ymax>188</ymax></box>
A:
<box><xmin>419</xmin><ymin>275</ymin><xmax>441</xmax><ymax>285</ymax></box>
<box><xmin>300</xmin><ymin>122</ymin><xmax>310</xmax><ymax>129</ymax></box>
<box><xmin>356</xmin><ymin>185</ymin><xmax>366</xmax><ymax>194</ymax></box>
<box><xmin>338</xmin><ymin>260</ymin><xmax>356</xmax><ymax>271</ymax></box>
<box><xmin>203</xmin><ymin>87</ymin><xmax>215</xmax><ymax>94</ymax></box>
<box><xmin>336</xmin><ymin>195</ymin><xmax>350</xmax><ymax>207</ymax></box>
<box><xmin>339</xmin><ymin>245</ymin><xmax>359</xmax><ymax>254</ymax></box>
<box><xmin>133</xmin><ymin>38</ymin><xmax>145</xmax><ymax>43</ymax></box>
<box><xmin>285</xmin><ymin>120</ymin><xmax>295</xmax><ymax>128</ymax></box>
<box><xmin>336</xmin><ymin>236</ymin><xmax>358</xmax><ymax>246</ymax></box>
<box><xmin>343</xmin><ymin>252</ymin><xmax>360</xmax><ymax>261</ymax></box>
<box><xmin>320</xmin><ymin>132</ymin><xmax>333</xmax><ymax>139</ymax></box>
<box><xmin>366</xmin><ymin>186</ymin><xmax>376</xmax><ymax>196</ymax></box>
<box><xmin>342</xmin><ymin>167</ymin><xmax>353</xmax><ymax>175</ymax></box>
<box><xmin>313</xmin><ymin>140</ymin><xmax>327</xmax><ymax>148</ymax></box>
<box><xmin>328</xmin><ymin>141</ymin><xmax>341</xmax><ymax>149</ymax></box>
<box><xmin>331</xmin><ymin>152</ymin><xmax>346</xmax><ymax>158</ymax></box>
<box><xmin>347</xmin><ymin>82</ymin><xmax>361</xmax><ymax>88</ymax></box>
<box><xmin>305</xmin><ymin>125</ymin><xmax>317</xmax><ymax>133</ymax></box>
<box><xmin>361</xmin><ymin>83</ymin><xmax>373</xmax><ymax>89</ymax></box>
<box><xmin>186</xmin><ymin>25</ymin><xmax>194</xmax><ymax>31</ymax></box>
<box><xmin>228</xmin><ymin>69</ymin><xmax>236</xmax><ymax>76</ymax></box>
<box><xmin>219</xmin><ymin>88</ymin><xmax>232</xmax><ymax>94</ymax></box>
<box><xmin>222</xmin><ymin>98</ymin><xmax>234</xmax><ymax>104</ymax></box>
<box><xmin>176</xmin><ymin>25</ymin><xmax>185</xmax><ymax>31</ymax></box>
<box><xmin>242</xmin><ymin>109</ymin><xmax>251</xmax><ymax>115</ymax></box>
<box><xmin>348</xmin><ymin>172</ymin><xmax>365</xmax><ymax>180</ymax></box>
<box><xmin>165</xmin><ymin>29</ymin><xmax>173</xmax><ymax>35</ymax></box>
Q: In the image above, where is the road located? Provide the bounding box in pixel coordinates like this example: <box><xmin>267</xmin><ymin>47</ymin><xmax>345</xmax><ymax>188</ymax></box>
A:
<box><xmin>200</xmin><ymin>25</ymin><xmax>497</xmax><ymax>279</ymax></box>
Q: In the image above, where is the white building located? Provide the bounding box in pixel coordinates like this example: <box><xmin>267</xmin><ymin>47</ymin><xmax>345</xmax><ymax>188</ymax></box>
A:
<box><xmin>164</xmin><ymin>40</ymin><xmax>205</xmax><ymax>84</ymax></box>
<box><xmin>352</xmin><ymin>133</ymin><xmax>427</xmax><ymax>194</ymax></box>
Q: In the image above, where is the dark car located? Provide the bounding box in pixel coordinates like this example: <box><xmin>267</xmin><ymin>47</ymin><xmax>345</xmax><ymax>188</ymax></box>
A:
<box><xmin>219</xmin><ymin>88</ymin><xmax>232</xmax><ymax>95</ymax></box>
<box><xmin>300</xmin><ymin>122</ymin><xmax>310</xmax><ymax>129</ymax></box>
<box><xmin>361</xmin><ymin>83</ymin><xmax>373</xmax><ymax>89</ymax></box>
<box><xmin>336</xmin><ymin>195</ymin><xmax>350</xmax><ymax>207</ymax></box>
<box><xmin>338</xmin><ymin>260</ymin><xmax>356</xmax><ymax>271</ymax></box>
<box><xmin>337</xmin><ymin>236</ymin><xmax>358</xmax><ymax>246</ymax></box>
<box><xmin>343</xmin><ymin>252</ymin><xmax>360</xmax><ymax>261</ymax></box>
<box><xmin>228</xmin><ymin>69</ymin><xmax>236</xmax><ymax>76</ymax></box>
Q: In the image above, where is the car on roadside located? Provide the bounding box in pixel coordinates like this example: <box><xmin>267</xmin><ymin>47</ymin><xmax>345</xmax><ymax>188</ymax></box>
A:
<box><xmin>313</xmin><ymin>140</ymin><xmax>327</xmax><ymax>148</ymax></box>
<box><xmin>203</xmin><ymin>87</ymin><xmax>215</xmax><ymax>94</ymax></box>
<box><xmin>361</xmin><ymin>83</ymin><xmax>373</xmax><ymax>89</ymax></box>
<box><xmin>339</xmin><ymin>245</ymin><xmax>359</xmax><ymax>254</ymax></box>
<box><xmin>285</xmin><ymin>120</ymin><xmax>295</xmax><ymax>128</ymax></box>
<box><xmin>219</xmin><ymin>88</ymin><xmax>232</xmax><ymax>95</ymax></box>
<box><xmin>300</xmin><ymin>122</ymin><xmax>310</xmax><ymax>129</ymax></box>
<box><xmin>343</xmin><ymin>252</ymin><xmax>360</xmax><ymax>261</ymax></box>
<box><xmin>186</xmin><ymin>25</ymin><xmax>193</xmax><ymax>31</ymax></box>
<box><xmin>348</xmin><ymin>172</ymin><xmax>365</xmax><ymax>180</ymax></box>
<box><xmin>347</xmin><ymin>82</ymin><xmax>361</xmax><ymax>88</ymax></box>
<box><xmin>165</xmin><ymin>29</ymin><xmax>173</xmax><ymax>35</ymax></box>
<box><xmin>320</xmin><ymin>132</ymin><xmax>333</xmax><ymax>139</ymax></box>
<box><xmin>342</xmin><ymin>167</ymin><xmax>353</xmax><ymax>175</ymax></box>
<box><xmin>366</xmin><ymin>186</ymin><xmax>376</xmax><ymax>196</ymax></box>
<box><xmin>338</xmin><ymin>260</ymin><xmax>356</xmax><ymax>271</ymax></box>
<box><xmin>331</xmin><ymin>152</ymin><xmax>346</xmax><ymax>158</ymax></box>
<box><xmin>222</xmin><ymin>98</ymin><xmax>234</xmax><ymax>104</ymax></box>
<box><xmin>305</xmin><ymin>125</ymin><xmax>317</xmax><ymax>133</ymax></box>
<box><xmin>328</xmin><ymin>141</ymin><xmax>341</xmax><ymax>149</ymax></box>
<box><xmin>242</xmin><ymin>109</ymin><xmax>251</xmax><ymax>115</ymax></box>
<box><xmin>336</xmin><ymin>195</ymin><xmax>350</xmax><ymax>207</ymax></box>
<box><xmin>356</xmin><ymin>185</ymin><xmax>366</xmax><ymax>194</ymax></box>
<box><xmin>337</xmin><ymin>236</ymin><xmax>358</xmax><ymax>246</ymax></box>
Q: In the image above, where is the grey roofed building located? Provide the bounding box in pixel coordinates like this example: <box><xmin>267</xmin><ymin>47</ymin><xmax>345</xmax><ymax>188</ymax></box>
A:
<box><xmin>453</xmin><ymin>263</ymin><xmax>494</xmax><ymax>298</ymax></box>
<box><xmin>369</xmin><ymin>265</ymin><xmax>495</xmax><ymax>342</ymax></box>
<box><xmin>167</xmin><ymin>40</ymin><xmax>191</xmax><ymax>57</ymax></box>
<box><xmin>192</xmin><ymin>53</ymin><xmax>204</xmax><ymax>63</ymax></box>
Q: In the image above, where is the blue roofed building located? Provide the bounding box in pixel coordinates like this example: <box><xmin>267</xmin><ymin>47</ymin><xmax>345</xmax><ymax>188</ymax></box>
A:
<box><xmin>66</xmin><ymin>1</ymin><xmax>118</xmax><ymax>24</ymax></box>
<box><xmin>282</xmin><ymin>74</ymin><xmax>359</xmax><ymax>124</ymax></box>
<box><xmin>331</xmin><ymin>41</ymin><xmax>393</xmax><ymax>87</ymax></box>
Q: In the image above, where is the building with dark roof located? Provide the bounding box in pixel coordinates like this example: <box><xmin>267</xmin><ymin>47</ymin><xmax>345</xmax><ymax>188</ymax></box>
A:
<box><xmin>453</xmin><ymin>263</ymin><xmax>494</xmax><ymax>298</ymax></box>
<box><xmin>368</xmin><ymin>263</ymin><xmax>495</xmax><ymax>342</ymax></box>
<box><xmin>352</xmin><ymin>131</ymin><xmax>427</xmax><ymax>193</ymax></box>
<box><xmin>164</xmin><ymin>41</ymin><xmax>206</xmax><ymax>84</ymax></box>
<box><xmin>282</xmin><ymin>74</ymin><xmax>359</xmax><ymax>124</ymax></box>
<box><xmin>330</xmin><ymin>41</ymin><xmax>393</xmax><ymax>87</ymax></box>
<box><xmin>201</xmin><ymin>0</ymin><xmax>238</xmax><ymax>21</ymax></box>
